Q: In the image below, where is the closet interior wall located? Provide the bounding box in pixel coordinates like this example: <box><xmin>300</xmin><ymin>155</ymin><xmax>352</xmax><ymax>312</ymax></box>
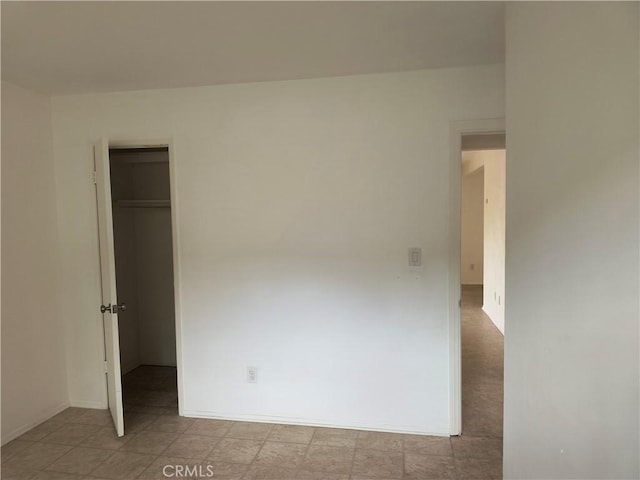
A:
<box><xmin>110</xmin><ymin>148</ymin><xmax>176</xmax><ymax>374</ymax></box>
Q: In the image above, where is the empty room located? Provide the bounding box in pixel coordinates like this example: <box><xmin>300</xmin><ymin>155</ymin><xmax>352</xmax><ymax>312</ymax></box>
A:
<box><xmin>1</xmin><ymin>2</ymin><xmax>638</xmax><ymax>480</ymax></box>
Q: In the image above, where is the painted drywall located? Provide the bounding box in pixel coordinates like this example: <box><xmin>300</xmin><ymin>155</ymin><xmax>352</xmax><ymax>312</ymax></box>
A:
<box><xmin>51</xmin><ymin>65</ymin><xmax>504</xmax><ymax>433</ymax></box>
<box><xmin>504</xmin><ymin>3</ymin><xmax>639</xmax><ymax>478</ymax></box>
<box><xmin>1</xmin><ymin>82</ymin><xmax>69</xmax><ymax>443</ymax></box>
<box><xmin>482</xmin><ymin>150</ymin><xmax>506</xmax><ymax>334</ymax></box>
<box><xmin>111</xmin><ymin>150</ymin><xmax>177</xmax><ymax>370</ymax></box>
<box><xmin>461</xmin><ymin>167</ymin><xmax>484</xmax><ymax>285</ymax></box>
<box><xmin>135</xmin><ymin>206</ymin><xmax>176</xmax><ymax>367</ymax></box>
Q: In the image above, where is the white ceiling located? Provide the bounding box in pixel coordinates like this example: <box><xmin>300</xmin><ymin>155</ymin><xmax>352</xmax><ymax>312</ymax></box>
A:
<box><xmin>1</xmin><ymin>1</ymin><xmax>505</xmax><ymax>95</ymax></box>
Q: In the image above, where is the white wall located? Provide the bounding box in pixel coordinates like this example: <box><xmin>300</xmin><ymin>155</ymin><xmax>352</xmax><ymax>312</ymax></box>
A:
<box><xmin>482</xmin><ymin>150</ymin><xmax>506</xmax><ymax>333</ymax></box>
<box><xmin>51</xmin><ymin>65</ymin><xmax>504</xmax><ymax>433</ymax></box>
<box><xmin>505</xmin><ymin>3</ymin><xmax>639</xmax><ymax>479</ymax></box>
<box><xmin>461</xmin><ymin>167</ymin><xmax>484</xmax><ymax>285</ymax></box>
<box><xmin>135</xmin><ymin>206</ymin><xmax>176</xmax><ymax>367</ymax></box>
<box><xmin>1</xmin><ymin>82</ymin><xmax>69</xmax><ymax>443</ymax></box>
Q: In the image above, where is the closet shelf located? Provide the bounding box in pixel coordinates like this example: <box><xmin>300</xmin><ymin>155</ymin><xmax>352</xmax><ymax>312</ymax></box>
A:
<box><xmin>115</xmin><ymin>199</ymin><xmax>171</xmax><ymax>209</ymax></box>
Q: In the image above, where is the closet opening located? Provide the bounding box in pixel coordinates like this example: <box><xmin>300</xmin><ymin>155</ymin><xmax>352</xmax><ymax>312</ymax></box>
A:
<box><xmin>109</xmin><ymin>146</ymin><xmax>179</xmax><ymax>418</ymax></box>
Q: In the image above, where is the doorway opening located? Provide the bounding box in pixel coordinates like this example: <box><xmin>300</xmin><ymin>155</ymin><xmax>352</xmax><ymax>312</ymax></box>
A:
<box><xmin>459</xmin><ymin>134</ymin><xmax>505</xmax><ymax>441</ymax></box>
<box><xmin>109</xmin><ymin>146</ymin><xmax>179</xmax><ymax>420</ymax></box>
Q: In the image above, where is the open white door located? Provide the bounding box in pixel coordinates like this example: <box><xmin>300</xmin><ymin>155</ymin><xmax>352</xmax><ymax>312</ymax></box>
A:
<box><xmin>94</xmin><ymin>138</ymin><xmax>125</xmax><ymax>437</ymax></box>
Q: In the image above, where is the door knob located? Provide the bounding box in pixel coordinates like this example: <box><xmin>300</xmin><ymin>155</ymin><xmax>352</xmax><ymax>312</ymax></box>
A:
<box><xmin>100</xmin><ymin>303</ymin><xmax>127</xmax><ymax>314</ymax></box>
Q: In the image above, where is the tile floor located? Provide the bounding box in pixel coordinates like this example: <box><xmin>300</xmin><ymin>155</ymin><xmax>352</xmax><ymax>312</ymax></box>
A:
<box><xmin>1</xmin><ymin>289</ymin><xmax>503</xmax><ymax>479</ymax></box>
<box><xmin>461</xmin><ymin>285</ymin><xmax>504</xmax><ymax>439</ymax></box>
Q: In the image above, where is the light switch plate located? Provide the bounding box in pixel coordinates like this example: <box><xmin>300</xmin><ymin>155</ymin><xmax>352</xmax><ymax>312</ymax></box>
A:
<box><xmin>408</xmin><ymin>248</ymin><xmax>422</xmax><ymax>266</ymax></box>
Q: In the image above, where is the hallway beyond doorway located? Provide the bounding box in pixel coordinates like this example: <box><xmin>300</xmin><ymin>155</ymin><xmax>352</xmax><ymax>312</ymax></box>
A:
<box><xmin>461</xmin><ymin>284</ymin><xmax>504</xmax><ymax>439</ymax></box>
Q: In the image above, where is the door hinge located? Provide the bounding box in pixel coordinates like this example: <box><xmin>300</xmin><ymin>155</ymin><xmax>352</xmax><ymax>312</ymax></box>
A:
<box><xmin>459</xmin><ymin>299</ymin><xmax>462</xmax><ymax>308</ymax></box>
<box><xmin>103</xmin><ymin>361</ymin><xmax>108</xmax><ymax>374</ymax></box>
<box><xmin>92</xmin><ymin>171</ymin><xmax>97</xmax><ymax>184</ymax></box>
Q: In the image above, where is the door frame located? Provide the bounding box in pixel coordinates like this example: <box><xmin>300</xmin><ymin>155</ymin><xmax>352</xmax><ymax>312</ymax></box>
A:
<box><xmin>448</xmin><ymin>118</ymin><xmax>505</xmax><ymax>435</ymax></box>
<box><xmin>105</xmin><ymin>137</ymin><xmax>185</xmax><ymax>416</ymax></box>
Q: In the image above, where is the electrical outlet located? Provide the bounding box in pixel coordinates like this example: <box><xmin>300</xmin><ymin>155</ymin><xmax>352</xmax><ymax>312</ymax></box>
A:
<box><xmin>470</xmin><ymin>263</ymin><xmax>475</xmax><ymax>270</ymax></box>
<box><xmin>247</xmin><ymin>366</ymin><xmax>258</xmax><ymax>383</ymax></box>
<box><xmin>408</xmin><ymin>248</ymin><xmax>422</xmax><ymax>267</ymax></box>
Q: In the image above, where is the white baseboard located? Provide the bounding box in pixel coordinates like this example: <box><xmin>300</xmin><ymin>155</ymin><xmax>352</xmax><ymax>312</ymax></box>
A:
<box><xmin>181</xmin><ymin>410</ymin><xmax>449</xmax><ymax>437</ymax></box>
<box><xmin>69</xmin><ymin>399</ymin><xmax>108</xmax><ymax>409</ymax></box>
<box><xmin>482</xmin><ymin>306</ymin><xmax>505</xmax><ymax>335</ymax></box>
<box><xmin>1</xmin><ymin>401</ymin><xmax>70</xmax><ymax>446</ymax></box>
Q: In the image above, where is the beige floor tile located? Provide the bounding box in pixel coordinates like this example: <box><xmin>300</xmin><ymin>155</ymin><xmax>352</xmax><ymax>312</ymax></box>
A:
<box><xmin>31</xmin><ymin>472</ymin><xmax>84</xmax><ymax>480</ymax></box>
<box><xmin>50</xmin><ymin>408</ymin><xmax>89</xmax><ymax>424</ymax></box>
<box><xmin>451</xmin><ymin>436</ymin><xmax>502</xmax><ymax>460</ymax></box>
<box><xmin>461</xmin><ymin>285</ymin><xmax>503</xmax><ymax>439</ymax></box>
<box><xmin>146</xmin><ymin>415</ymin><xmax>195</xmax><ymax>433</ymax></box>
<box><xmin>40</xmin><ymin>424</ymin><xmax>102</xmax><ymax>446</ymax></box>
<box><xmin>350</xmin><ymin>477</ymin><xmax>399</xmax><ymax>480</ymax></box>
<box><xmin>123</xmin><ymin>413</ymin><xmax>160</xmax><ymax>434</ymax></box>
<box><xmin>0</xmin><ymin>464</ymin><xmax>39</xmax><ymax>480</ymax></box>
<box><xmin>163</xmin><ymin>433</ymin><xmax>219</xmax><ymax>459</ymax></box>
<box><xmin>69</xmin><ymin>409</ymin><xmax>112</xmax><ymax>427</ymax></box>
<box><xmin>207</xmin><ymin>438</ymin><xmax>263</xmax><ymax>464</ymax></box>
<box><xmin>83</xmin><ymin>426</ymin><xmax>132</xmax><ymax>450</ymax></box>
<box><xmin>404</xmin><ymin>435</ymin><xmax>453</xmax><ymax>456</ymax></box>
<box><xmin>124</xmin><ymin>405</ymin><xmax>177</xmax><ymax>416</ymax></box>
<box><xmin>200</xmin><ymin>460</ymin><xmax>247</xmax><ymax>480</ymax></box>
<box><xmin>3</xmin><ymin>355</ymin><xmax>504</xmax><ymax>480</ymax></box>
<box><xmin>227</xmin><ymin>422</ymin><xmax>273</xmax><ymax>440</ymax></box>
<box><xmin>1</xmin><ymin>439</ymin><xmax>35</xmax><ymax>461</ymax></box>
<box><xmin>17</xmin><ymin>420</ymin><xmax>65</xmax><ymax>442</ymax></box>
<box><xmin>300</xmin><ymin>445</ymin><xmax>354</xmax><ymax>474</ymax></box>
<box><xmin>405</xmin><ymin>453</ymin><xmax>456</xmax><ymax>479</ymax></box>
<box><xmin>455</xmin><ymin>457</ymin><xmax>502</xmax><ymax>480</ymax></box>
<box><xmin>45</xmin><ymin>446</ymin><xmax>113</xmax><ymax>475</ymax></box>
<box><xmin>120</xmin><ymin>430</ymin><xmax>179</xmax><ymax>455</ymax></box>
<box><xmin>185</xmin><ymin>418</ymin><xmax>232</xmax><ymax>437</ymax></box>
<box><xmin>133</xmin><ymin>390</ymin><xmax>177</xmax><ymax>408</ymax></box>
<box><xmin>267</xmin><ymin>424</ymin><xmax>315</xmax><ymax>444</ymax></box>
<box><xmin>252</xmin><ymin>441</ymin><xmax>307</xmax><ymax>469</ymax></box>
<box><xmin>351</xmin><ymin>449</ymin><xmax>403</xmax><ymax>479</ymax></box>
<box><xmin>296</xmin><ymin>470</ymin><xmax>349</xmax><ymax>480</ymax></box>
<box><xmin>242</xmin><ymin>465</ymin><xmax>298</xmax><ymax>480</ymax></box>
<box><xmin>2</xmin><ymin>442</ymin><xmax>73</xmax><ymax>472</ymax></box>
<box><xmin>311</xmin><ymin>428</ymin><xmax>358</xmax><ymax>448</ymax></box>
<box><xmin>90</xmin><ymin>451</ymin><xmax>156</xmax><ymax>479</ymax></box>
<box><xmin>356</xmin><ymin>432</ymin><xmax>403</xmax><ymax>451</ymax></box>
<box><xmin>138</xmin><ymin>456</ymin><xmax>202</xmax><ymax>480</ymax></box>
<box><xmin>462</xmin><ymin>403</ymin><xmax>503</xmax><ymax>438</ymax></box>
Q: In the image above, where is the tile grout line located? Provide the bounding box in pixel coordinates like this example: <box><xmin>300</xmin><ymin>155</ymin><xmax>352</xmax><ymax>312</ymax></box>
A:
<box><xmin>295</xmin><ymin>426</ymin><xmax>317</xmax><ymax>476</ymax></box>
<box><xmin>347</xmin><ymin>433</ymin><xmax>359</xmax><ymax>479</ymax></box>
<box><xmin>238</xmin><ymin>420</ymin><xmax>273</xmax><ymax>474</ymax></box>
